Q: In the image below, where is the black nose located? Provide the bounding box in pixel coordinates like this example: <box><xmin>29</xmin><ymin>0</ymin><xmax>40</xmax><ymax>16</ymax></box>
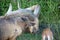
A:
<box><xmin>31</xmin><ymin>23</ymin><xmax>35</xmax><ymax>26</ymax></box>
<box><xmin>32</xmin><ymin>30</ymin><xmax>37</xmax><ymax>34</ymax></box>
<box><xmin>32</xmin><ymin>29</ymin><xmax>39</xmax><ymax>34</ymax></box>
<box><xmin>36</xmin><ymin>30</ymin><xmax>40</xmax><ymax>33</ymax></box>
<box><xmin>32</xmin><ymin>31</ymin><xmax>37</xmax><ymax>34</ymax></box>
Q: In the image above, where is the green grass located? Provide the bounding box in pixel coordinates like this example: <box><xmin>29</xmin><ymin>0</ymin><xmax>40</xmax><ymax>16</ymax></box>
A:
<box><xmin>0</xmin><ymin>0</ymin><xmax>60</xmax><ymax>40</ymax></box>
<box><xmin>17</xmin><ymin>33</ymin><xmax>42</xmax><ymax>40</ymax></box>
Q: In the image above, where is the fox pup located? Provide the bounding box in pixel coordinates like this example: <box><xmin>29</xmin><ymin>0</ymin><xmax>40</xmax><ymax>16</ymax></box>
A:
<box><xmin>42</xmin><ymin>28</ymin><xmax>53</xmax><ymax>40</ymax></box>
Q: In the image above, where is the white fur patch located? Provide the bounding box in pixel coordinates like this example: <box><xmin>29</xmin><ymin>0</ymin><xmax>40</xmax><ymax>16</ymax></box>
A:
<box><xmin>43</xmin><ymin>35</ymin><xmax>45</xmax><ymax>40</ymax></box>
<box><xmin>48</xmin><ymin>35</ymin><xmax>50</xmax><ymax>40</ymax></box>
<box><xmin>29</xmin><ymin>26</ymin><xmax>33</xmax><ymax>33</ymax></box>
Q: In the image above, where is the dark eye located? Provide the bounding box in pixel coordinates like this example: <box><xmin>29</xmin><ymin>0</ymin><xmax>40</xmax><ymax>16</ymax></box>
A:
<box><xmin>21</xmin><ymin>17</ymin><xmax>27</xmax><ymax>21</ymax></box>
<box><xmin>31</xmin><ymin>23</ymin><xmax>35</xmax><ymax>26</ymax></box>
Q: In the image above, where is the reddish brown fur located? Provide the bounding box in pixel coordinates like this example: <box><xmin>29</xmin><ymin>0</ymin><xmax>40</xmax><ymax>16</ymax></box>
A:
<box><xmin>42</xmin><ymin>28</ymin><xmax>53</xmax><ymax>40</ymax></box>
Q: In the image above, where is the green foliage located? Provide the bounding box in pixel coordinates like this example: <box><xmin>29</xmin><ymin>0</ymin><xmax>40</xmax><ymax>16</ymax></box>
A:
<box><xmin>17</xmin><ymin>33</ymin><xmax>41</xmax><ymax>40</ymax></box>
<box><xmin>0</xmin><ymin>0</ymin><xmax>60</xmax><ymax>40</ymax></box>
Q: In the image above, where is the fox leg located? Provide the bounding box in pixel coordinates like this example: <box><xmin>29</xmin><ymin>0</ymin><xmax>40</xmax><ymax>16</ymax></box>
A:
<box><xmin>42</xmin><ymin>35</ymin><xmax>45</xmax><ymax>40</ymax></box>
<box><xmin>8</xmin><ymin>36</ymin><xmax>16</xmax><ymax>40</ymax></box>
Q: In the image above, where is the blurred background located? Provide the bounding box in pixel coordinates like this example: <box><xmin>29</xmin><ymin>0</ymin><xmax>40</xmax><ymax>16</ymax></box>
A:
<box><xmin>0</xmin><ymin>0</ymin><xmax>60</xmax><ymax>40</ymax></box>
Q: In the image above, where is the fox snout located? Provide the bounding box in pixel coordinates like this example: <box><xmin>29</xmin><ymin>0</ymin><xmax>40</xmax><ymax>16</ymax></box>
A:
<box><xmin>5</xmin><ymin>2</ymin><xmax>40</xmax><ymax>34</ymax></box>
<box><xmin>28</xmin><ymin>25</ymin><xmax>39</xmax><ymax>34</ymax></box>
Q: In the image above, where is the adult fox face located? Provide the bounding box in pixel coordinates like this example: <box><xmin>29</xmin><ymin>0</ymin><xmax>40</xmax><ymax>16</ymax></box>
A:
<box><xmin>5</xmin><ymin>3</ymin><xmax>40</xmax><ymax>33</ymax></box>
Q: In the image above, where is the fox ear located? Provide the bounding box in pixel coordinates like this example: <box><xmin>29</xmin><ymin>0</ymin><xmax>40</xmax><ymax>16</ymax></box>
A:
<box><xmin>18</xmin><ymin>2</ymin><xmax>20</xmax><ymax>9</ymax></box>
<box><xmin>33</xmin><ymin>5</ymin><xmax>40</xmax><ymax>17</ymax></box>
<box><xmin>26</xmin><ymin>5</ymin><xmax>40</xmax><ymax>17</ymax></box>
<box><xmin>6</xmin><ymin>3</ymin><xmax>12</xmax><ymax>15</ymax></box>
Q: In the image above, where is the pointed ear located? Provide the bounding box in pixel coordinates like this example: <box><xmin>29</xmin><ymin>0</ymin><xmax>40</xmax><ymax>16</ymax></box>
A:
<box><xmin>17</xmin><ymin>2</ymin><xmax>21</xmax><ymax>9</ymax></box>
<box><xmin>26</xmin><ymin>5</ymin><xmax>40</xmax><ymax>17</ymax></box>
<box><xmin>33</xmin><ymin>5</ymin><xmax>40</xmax><ymax>17</ymax></box>
<box><xmin>18</xmin><ymin>2</ymin><xmax>20</xmax><ymax>9</ymax></box>
<box><xmin>6</xmin><ymin>3</ymin><xmax>12</xmax><ymax>15</ymax></box>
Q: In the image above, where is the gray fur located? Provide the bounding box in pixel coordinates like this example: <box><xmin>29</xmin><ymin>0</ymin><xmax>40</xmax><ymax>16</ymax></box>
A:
<box><xmin>0</xmin><ymin>15</ymin><xmax>33</xmax><ymax>40</ymax></box>
<box><xmin>0</xmin><ymin>4</ymin><xmax>40</xmax><ymax>40</ymax></box>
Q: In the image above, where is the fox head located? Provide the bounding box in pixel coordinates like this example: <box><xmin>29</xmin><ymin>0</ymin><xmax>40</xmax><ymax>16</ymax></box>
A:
<box><xmin>42</xmin><ymin>28</ymin><xmax>53</xmax><ymax>40</ymax></box>
<box><xmin>5</xmin><ymin>3</ymin><xmax>40</xmax><ymax>33</ymax></box>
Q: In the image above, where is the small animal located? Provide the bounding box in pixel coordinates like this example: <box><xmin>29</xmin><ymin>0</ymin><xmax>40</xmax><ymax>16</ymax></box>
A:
<box><xmin>42</xmin><ymin>28</ymin><xmax>53</xmax><ymax>40</ymax></box>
